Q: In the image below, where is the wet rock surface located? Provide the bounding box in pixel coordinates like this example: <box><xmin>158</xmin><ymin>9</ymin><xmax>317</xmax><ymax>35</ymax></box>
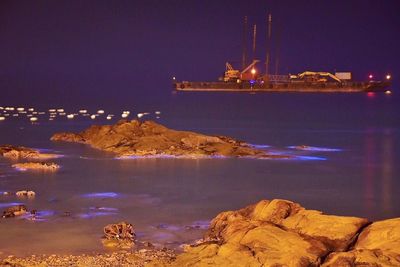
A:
<box><xmin>170</xmin><ymin>199</ymin><xmax>399</xmax><ymax>267</ymax></box>
<box><xmin>0</xmin><ymin>145</ymin><xmax>59</xmax><ymax>160</ymax></box>
<box><xmin>12</xmin><ymin>162</ymin><xmax>60</xmax><ymax>171</ymax></box>
<box><xmin>51</xmin><ymin>120</ymin><xmax>288</xmax><ymax>159</ymax></box>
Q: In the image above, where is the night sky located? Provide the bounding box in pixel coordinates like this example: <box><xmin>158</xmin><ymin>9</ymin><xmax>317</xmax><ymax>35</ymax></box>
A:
<box><xmin>1</xmin><ymin>0</ymin><xmax>399</xmax><ymax>106</ymax></box>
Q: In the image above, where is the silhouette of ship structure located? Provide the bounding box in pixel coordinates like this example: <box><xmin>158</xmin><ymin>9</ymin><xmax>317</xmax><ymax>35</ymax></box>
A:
<box><xmin>174</xmin><ymin>15</ymin><xmax>392</xmax><ymax>93</ymax></box>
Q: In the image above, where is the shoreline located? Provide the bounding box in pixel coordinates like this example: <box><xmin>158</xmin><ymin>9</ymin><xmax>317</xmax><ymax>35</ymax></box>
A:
<box><xmin>0</xmin><ymin>249</ymin><xmax>176</xmax><ymax>267</ymax></box>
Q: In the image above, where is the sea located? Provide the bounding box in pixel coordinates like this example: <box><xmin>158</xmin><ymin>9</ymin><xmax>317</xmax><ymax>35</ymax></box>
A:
<box><xmin>0</xmin><ymin>92</ymin><xmax>399</xmax><ymax>256</ymax></box>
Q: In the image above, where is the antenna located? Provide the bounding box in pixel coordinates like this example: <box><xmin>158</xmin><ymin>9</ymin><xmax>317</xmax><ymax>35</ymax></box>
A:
<box><xmin>252</xmin><ymin>24</ymin><xmax>257</xmax><ymax>61</ymax></box>
<box><xmin>242</xmin><ymin>16</ymin><xmax>248</xmax><ymax>70</ymax></box>
<box><xmin>275</xmin><ymin>22</ymin><xmax>281</xmax><ymax>76</ymax></box>
<box><xmin>265</xmin><ymin>14</ymin><xmax>272</xmax><ymax>77</ymax></box>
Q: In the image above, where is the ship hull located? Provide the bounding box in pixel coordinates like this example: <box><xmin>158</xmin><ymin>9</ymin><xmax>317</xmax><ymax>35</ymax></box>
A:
<box><xmin>174</xmin><ymin>81</ymin><xmax>391</xmax><ymax>93</ymax></box>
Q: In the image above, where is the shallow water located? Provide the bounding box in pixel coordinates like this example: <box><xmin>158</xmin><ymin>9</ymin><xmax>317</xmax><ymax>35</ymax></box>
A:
<box><xmin>0</xmin><ymin>92</ymin><xmax>399</xmax><ymax>256</ymax></box>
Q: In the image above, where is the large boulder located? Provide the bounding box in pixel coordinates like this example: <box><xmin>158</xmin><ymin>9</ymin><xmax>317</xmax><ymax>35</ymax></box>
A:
<box><xmin>322</xmin><ymin>218</ymin><xmax>400</xmax><ymax>266</ymax></box>
<box><xmin>51</xmin><ymin>120</ymin><xmax>285</xmax><ymax>159</ymax></box>
<box><xmin>171</xmin><ymin>199</ymin><xmax>371</xmax><ymax>267</ymax></box>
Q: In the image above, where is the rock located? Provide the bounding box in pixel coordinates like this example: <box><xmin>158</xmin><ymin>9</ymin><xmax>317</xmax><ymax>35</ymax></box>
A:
<box><xmin>171</xmin><ymin>199</ymin><xmax>370</xmax><ymax>267</ymax></box>
<box><xmin>0</xmin><ymin>144</ymin><xmax>59</xmax><ymax>160</ymax></box>
<box><xmin>16</xmin><ymin>190</ymin><xmax>36</xmax><ymax>197</ymax></box>
<box><xmin>322</xmin><ymin>218</ymin><xmax>400</xmax><ymax>266</ymax></box>
<box><xmin>2</xmin><ymin>205</ymin><xmax>27</xmax><ymax>218</ymax></box>
<box><xmin>12</xmin><ymin>162</ymin><xmax>60</xmax><ymax>171</ymax></box>
<box><xmin>51</xmin><ymin>120</ymin><xmax>288</xmax><ymax>159</ymax></box>
<box><xmin>101</xmin><ymin>222</ymin><xmax>136</xmax><ymax>249</ymax></box>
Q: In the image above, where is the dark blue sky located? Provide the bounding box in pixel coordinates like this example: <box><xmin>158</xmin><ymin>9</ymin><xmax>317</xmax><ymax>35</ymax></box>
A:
<box><xmin>0</xmin><ymin>0</ymin><xmax>399</xmax><ymax>105</ymax></box>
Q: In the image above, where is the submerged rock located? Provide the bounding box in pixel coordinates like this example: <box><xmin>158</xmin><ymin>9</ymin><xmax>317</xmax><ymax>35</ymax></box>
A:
<box><xmin>0</xmin><ymin>145</ymin><xmax>59</xmax><ymax>160</ymax></box>
<box><xmin>51</xmin><ymin>120</ymin><xmax>288</xmax><ymax>159</ymax></box>
<box><xmin>170</xmin><ymin>199</ymin><xmax>400</xmax><ymax>267</ymax></box>
<box><xmin>12</xmin><ymin>162</ymin><xmax>60</xmax><ymax>171</ymax></box>
<box><xmin>102</xmin><ymin>222</ymin><xmax>136</xmax><ymax>249</ymax></box>
<box><xmin>2</xmin><ymin>205</ymin><xmax>27</xmax><ymax>218</ymax></box>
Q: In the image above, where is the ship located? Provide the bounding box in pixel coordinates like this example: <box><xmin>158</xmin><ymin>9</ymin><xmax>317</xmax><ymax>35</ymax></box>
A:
<box><xmin>173</xmin><ymin>15</ymin><xmax>392</xmax><ymax>94</ymax></box>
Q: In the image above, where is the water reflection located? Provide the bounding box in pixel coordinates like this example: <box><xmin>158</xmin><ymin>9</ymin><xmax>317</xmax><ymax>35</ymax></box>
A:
<box><xmin>381</xmin><ymin>130</ymin><xmax>393</xmax><ymax>214</ymax></box>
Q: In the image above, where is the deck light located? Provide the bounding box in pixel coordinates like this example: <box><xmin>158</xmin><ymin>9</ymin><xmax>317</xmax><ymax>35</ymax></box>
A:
<box><xmin>386</xmin><ymin>74</ymin><xmax>391</xmax><ymax>80</ymax></box>
<box><xmin>251</xmin><ymin>68</ymin><xmax>256</xmax><ymax>75</ymax></box>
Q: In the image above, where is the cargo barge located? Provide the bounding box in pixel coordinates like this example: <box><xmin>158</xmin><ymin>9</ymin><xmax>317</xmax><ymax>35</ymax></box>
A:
<box><xmin>173</xmin><ymin>15</ymin><xmax>392</xmax><ymax>94</ymax></box>
<box><xmin>174</xmin><ymin>72</ymin><xmax>392</xmax><ymax>93</ymax></box>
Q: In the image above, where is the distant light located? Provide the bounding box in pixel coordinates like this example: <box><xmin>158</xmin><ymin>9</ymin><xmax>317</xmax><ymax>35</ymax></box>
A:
<box><xmin>79</xmin><ymin>109</ymin><xmax>87</xmax><ymax>114</ymax></box>
<box><xmin>367</xmin><ymin>92</ymin><xmax>375</xmax><ymax>98</ymax></box>
<box><xmin>97</xmin><ymin>110</ymin><xmax>105</xmax><ymax>114</ymax></box>
<box><xmin>137</xmin><ymin>113</ymin><xmax>144</xmax><ymax>118</ymax></box>
<box><xmin>0</xmin><ymin>117</ymin><xmax>5</xmax><ymax>121</ymax></box>
<box><xmin>67</xmin><ymin>114</ymin><xmax>74</xmax><ymax>119</ymax></box>
<box><xmin>368</xmin><ymin>74</ymin><xmax>373</xmax><ymax>79</ymax></box>
<box><xmin>106</xmin><ymin>115</ymin><xmax>112</xmax><ymax>120</ymax></box>
<box><xmin>90</xmin><ymin>115</ymin><xmax>96</xmax><ymax>119</ymax></box>
<box><xmin>30</xmin><ymin>117</ymin><xmax>38</xmax><ymax>122</ymax></box>
<box><xmin>385</xmin><ymin>90</ymin><xmax>392</xmax><ymax>95</ymax></box>
<box><xmin>172</xmin><ymin>76</ymin><xmax>176</xmax><ymax>80</ymax></box>
<box><xmin>251</xmin><ymin>68</ymin><xmax>256</xmax><ymax>75</ymax></box>
<box><xmin>386</xmin><ymin>74</ymin><xmax>391</xmax><ymax>80</ymax></box>
<box><xmin>121</xmin><ymin>113</ymin><xmax>128</xmax><ymax>118</ymax></box>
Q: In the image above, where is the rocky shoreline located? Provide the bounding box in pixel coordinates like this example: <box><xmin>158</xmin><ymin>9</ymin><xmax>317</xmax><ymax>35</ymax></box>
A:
<box><xmin>51</xmin><ymin>120</ymin><xmax>289</xmax><ymax>159</ymax></box>
<box><xmin>1</xmin><ymin>199</ymin><xmax>398</xmax><ymax>266</ymax></box>
<box><xmin>0</xmin><ymin>249</ymin><xmax>176</xmax><ymax>267</ymax></box>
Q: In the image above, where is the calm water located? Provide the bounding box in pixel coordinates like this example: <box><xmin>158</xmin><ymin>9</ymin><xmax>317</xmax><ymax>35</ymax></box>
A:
<box><xmin>0</xmin><ymin>92</ymin><xmax>399</xmax><ymax>256</ymax></box>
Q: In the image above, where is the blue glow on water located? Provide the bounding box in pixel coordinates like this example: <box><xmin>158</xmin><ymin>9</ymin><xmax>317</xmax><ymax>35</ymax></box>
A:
<box><xmin>294</xmin><ymin>156</ymin><xmax>327</xmax><ymax>161</ymax></box>
<box><xmin>0</xmin><ymin>202</ymin><xmax>24</xmax><ymax>208</ymax></box>
<box><xmin>287</xmin><ymin>146</ymin><xmax>342</xmax><ymax>152</ymax></box>
<box><xmin>78</xmin><ymin>211</ymin><xmax>118</xmax><ymax>219</ymax></box>
<box><xmin>247</xmin><ymin>144</ymin><xmax>271</xmax><ymax>149</ymax></box>
<box><xmin>81</xmin><ymin>192</ymin><xmax>120</xmax><ymax>198</ymax></box>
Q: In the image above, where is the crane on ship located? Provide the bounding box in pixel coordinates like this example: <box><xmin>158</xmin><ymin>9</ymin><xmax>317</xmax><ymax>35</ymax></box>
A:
<box><xmin>290</xmin><ymin>71</ymin><xmax>342</xmax><ymax>83</ymax></box>
<box><xmin>223</xmin><ymin>60</ymin><xmax>260</xmax><ymax>82</ymax></box>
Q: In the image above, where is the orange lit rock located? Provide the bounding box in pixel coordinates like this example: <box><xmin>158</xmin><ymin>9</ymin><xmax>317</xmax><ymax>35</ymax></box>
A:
<box><xmin>170</xmin><ymin>199</ymin><xmax>373</xmax><ymax>267</ymax></box>
<box><xmin>0</xmin><ymin>145</ymin><xmax>59</xmax><ymax>160</ymax></box>
<box><xmin>51</xmin><ymin>120</ymin><xmax>287</xmax><ymax>159</ymax></box>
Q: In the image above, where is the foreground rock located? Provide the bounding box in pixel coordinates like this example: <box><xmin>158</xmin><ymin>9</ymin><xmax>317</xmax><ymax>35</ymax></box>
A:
<box><xmin>12</xmin><ymin>162</ymin><xmax>60</xmax><ymax>171</ymax></box>
<box><xmin>0</xmin><ymin>249</ymin><xmax>176</xmax><ymax>267</ymax></box>
<box><xmin>0</xmin><ymin>145</ymin><xmax>59</xmax><ymax>160</ymax></box>
<box><xmin>2</xmin><ymin>205</ymin><xmax>27</xmax><ymax>218</ymax></box>
<box><xmin>323</xmin><ymin>218</ymin><xmax>400</xmax><ymax>266</ymax></box>
<box><xmin>171</xmin><ymin>199</ymin><xmax>400</xmax><ymax>266</ymax></box>
<box><xmin>102</xmin><ymin>222</ymin><xmax>136</xmax><ymax>249</ymax></box>
<box><xmin>51</xmin><ymin>120</ymin><xmax>287</xmax><ymax>158</ymax></box>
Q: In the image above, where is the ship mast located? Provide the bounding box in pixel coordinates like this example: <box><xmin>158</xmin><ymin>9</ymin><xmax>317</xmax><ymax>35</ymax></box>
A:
<box><xmin>242</xmin><ymin>16</ymin><xmax>248</xmax><ymax>70</ymax></box>
<box><xmin>265</xmin><ymin>14</ymin><xmax>272</xmax><ymax>78</ymax></box>
<box><xmin>252</xmin><ymin>24</ymin><xmax>257</xmax><ymax>62</ymax></box>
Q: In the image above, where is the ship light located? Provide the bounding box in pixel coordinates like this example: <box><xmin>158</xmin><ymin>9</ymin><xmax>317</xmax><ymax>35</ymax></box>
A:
<box><xmin>385</xmin><ymin>90</ymin><xmax>392</xmax><ymax>95</ymax></box>
<box><xmin>386</xmin><ymin>74</ymin><xmax>391</xmax><ymax>80</ymax></box>
<box><xmin>368</xmin><ymin>74</ymin><xmax>373</xmax><ymax>79</ymax></box>
<box><xmin>251</xmin><ymin>68</ymin><xmax>256</xmax><ymax>75</ymax></box>
<box><xmin>172</xmin><ymin>76</ymin><xmax>176</xmax><ymax>80</ymax></box>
